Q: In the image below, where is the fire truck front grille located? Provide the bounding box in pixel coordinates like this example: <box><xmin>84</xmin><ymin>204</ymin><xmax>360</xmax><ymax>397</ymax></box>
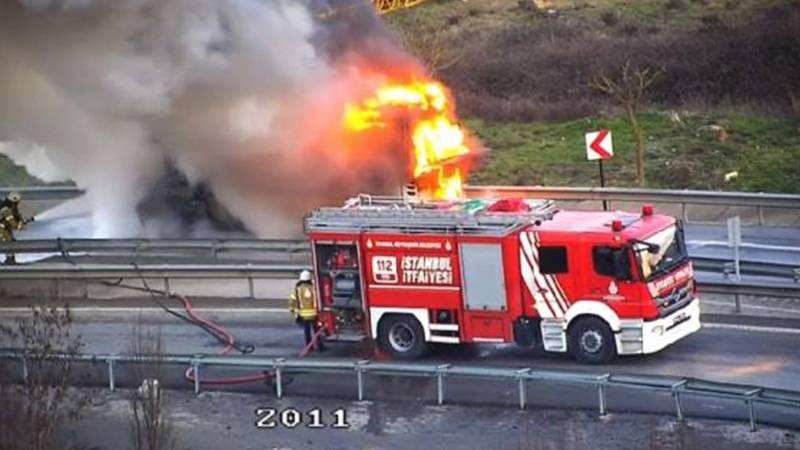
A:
<box><xmin>656</xmin><ymin>282</ymin><xmax>693</xmax><ymax>317</ymax></box>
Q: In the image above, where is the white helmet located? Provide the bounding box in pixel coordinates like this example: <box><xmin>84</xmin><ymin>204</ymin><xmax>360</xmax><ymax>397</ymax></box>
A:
<box><xmin>299</xmin><ymin>270</ymin><xmax>312</xmax><ymax>282</ymax></box>
<box><xmin>7</xmin><ymin>192</ymin><xmax>21</xmax><ymax>203</ymax></box>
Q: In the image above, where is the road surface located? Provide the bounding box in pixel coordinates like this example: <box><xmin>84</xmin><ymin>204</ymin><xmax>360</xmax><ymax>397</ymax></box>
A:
<box><xmin>3</xmin><ymin>309</ymin><xmax>800</xmax><ymax>432</ymax></box>
<box><xmin>2</xmin><ymin>308</ymin><xmax>798</xmax><ymax>391</ymax></box>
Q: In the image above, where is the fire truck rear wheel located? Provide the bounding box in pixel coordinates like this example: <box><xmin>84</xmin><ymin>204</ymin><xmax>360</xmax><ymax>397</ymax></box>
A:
<box><xmin>568</xmin><ymin>317</ymin><xmax>616</xmax><ymax>365</ymax></box>
<box><xmin>378</xmin><ymin>315</ymin><xmax>428</xmax><ymax>360</ymax></box>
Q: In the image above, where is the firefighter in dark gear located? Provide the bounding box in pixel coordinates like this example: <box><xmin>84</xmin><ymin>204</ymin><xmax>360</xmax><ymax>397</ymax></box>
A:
<box><xmin>289</xmin><ymin>270</ymin><xmax>325</xmax><ymax>351</ymax></box>
<box><xmin>0</xmin><ymin>192</ymin><xmax>31</xmax><ymax>265</ymax></box>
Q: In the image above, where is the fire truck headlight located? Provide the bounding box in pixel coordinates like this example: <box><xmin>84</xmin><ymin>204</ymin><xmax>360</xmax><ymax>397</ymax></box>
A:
<box><xmin>652</xmin><ymin>325</ymin><xmax>664</xmax><ymax>336</ymax></box>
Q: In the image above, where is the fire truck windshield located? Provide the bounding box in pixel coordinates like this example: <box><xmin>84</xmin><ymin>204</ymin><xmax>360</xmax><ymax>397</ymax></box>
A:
<box><xmin>633</xmin><ymin>224</ymin><xmax>689</xmax><ymax>281</ymax></box>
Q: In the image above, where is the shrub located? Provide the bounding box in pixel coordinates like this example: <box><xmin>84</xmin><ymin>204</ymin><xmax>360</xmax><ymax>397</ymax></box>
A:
<box><xmin>128</xmin><ymin>319</ymin><xmax>175</xmax><ymax>450</ymax></box>
<box><xmin>666</xmin><ymin>0</ymin><xmax>689</xmax><ymax>12</ymax></box>
<box><xmin>439</xmin><ymin>3</ymin><xmax>800</xmax><ymax>122</ymax></box>
<box><xmin>0</xmin><ymin>305</ymin><xmax>90</xmax><ymax>450</ymax></box>
<box><xmin>600</xmin><ymin>10</ymin><xmax>619</xmax><ymax>27</ymax></box>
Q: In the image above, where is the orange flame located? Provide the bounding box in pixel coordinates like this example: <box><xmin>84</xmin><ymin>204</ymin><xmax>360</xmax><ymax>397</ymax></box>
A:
<box><xmin>344</xmin><ymin>79</ymin><xmax>472</xmax><ymax>200</ymax></box>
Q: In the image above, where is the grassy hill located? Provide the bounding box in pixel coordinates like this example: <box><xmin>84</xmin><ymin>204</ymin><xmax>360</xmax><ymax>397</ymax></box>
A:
<box><xmin>0</xmin><ymin>154</ymin><xmax>42</xmax><ymax>187</ymax></box>
<box><xmin>1</xmin><ymin>0</ymin><xmax>797</xmax><ymax>194</ymax></box>
<box><xmin>388</xmin><ymin>0</ymin><xmax>800</xmax><ymax>192</ymax></box>
<box><xmin>467</xmin><ymin>112</ymin><xmax>799</xmax><ymax>192</ymax></box>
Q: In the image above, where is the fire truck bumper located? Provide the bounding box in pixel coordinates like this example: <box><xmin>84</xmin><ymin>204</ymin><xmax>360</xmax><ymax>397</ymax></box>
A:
<box><xmin>617</xmin><ymin>298</ymin><xmax>701</xmax><ymax>355</ymax></box>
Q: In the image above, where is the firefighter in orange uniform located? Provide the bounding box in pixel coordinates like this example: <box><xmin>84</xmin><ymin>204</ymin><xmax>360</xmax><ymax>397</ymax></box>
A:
<box><xmin>289</xmin><ymin>270</ymin><xmax>325</xmax><ymax>351</ymax></box>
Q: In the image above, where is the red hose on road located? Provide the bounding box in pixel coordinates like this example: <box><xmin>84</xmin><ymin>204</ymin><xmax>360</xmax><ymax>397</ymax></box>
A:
<box><xmin>178</xmin><ymin>294</ymin><xmax>324</xmax><ymax>386</ymax></box>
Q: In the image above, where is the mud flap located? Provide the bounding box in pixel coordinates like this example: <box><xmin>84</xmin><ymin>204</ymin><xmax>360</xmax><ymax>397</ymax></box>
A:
<box><xmin>513</xmin><ymin>316</ymin><xmax>540</xmax><ymax>348</ymax></box>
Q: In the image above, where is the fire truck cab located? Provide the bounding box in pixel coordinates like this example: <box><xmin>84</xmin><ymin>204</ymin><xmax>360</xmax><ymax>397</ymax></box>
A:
<box><xmin>304</xmin><ymin>195</ymin><xmax>701</xmax><ymax>364</ymax></box>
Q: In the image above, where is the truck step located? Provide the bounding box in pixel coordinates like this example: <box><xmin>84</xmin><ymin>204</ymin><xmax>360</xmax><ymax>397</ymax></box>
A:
<box><xmin>329</xmin><ymin>333</ymin><xmax>367</xmax><ymax>342</ymax></box>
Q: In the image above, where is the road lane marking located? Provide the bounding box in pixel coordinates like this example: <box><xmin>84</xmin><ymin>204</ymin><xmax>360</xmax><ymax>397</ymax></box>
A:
<box><xmin>703</xmin><ymin>323</ymin><xmax>800</xmax><ymax>335</ymax></box>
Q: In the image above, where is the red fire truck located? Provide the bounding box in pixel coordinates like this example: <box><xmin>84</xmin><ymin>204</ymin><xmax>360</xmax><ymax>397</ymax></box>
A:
<box><xmin>304</xmin><ymin>194</ymin><xmax>701</xmax><ymax>364</ymax></box>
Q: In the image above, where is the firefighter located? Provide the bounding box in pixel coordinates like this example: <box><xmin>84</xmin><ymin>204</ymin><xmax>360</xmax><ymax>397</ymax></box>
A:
<box><xmin>0</xmin><ymin>192</ymin><xmax>31</xmax><ymax>265</ymax></box>
<box><xmin>288</xmin><ymin>270</ymin><xmax>325</xmax><ymax>352</ymax></box>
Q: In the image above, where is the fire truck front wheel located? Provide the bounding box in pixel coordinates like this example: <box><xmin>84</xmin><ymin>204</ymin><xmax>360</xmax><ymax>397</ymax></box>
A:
<box><xmin>377</xmin><ymin>315</ymin><xmax>428</xmax><ymax>360</ymax></box>
<box><xmin>568</xmin><ymin>317</ymin><xmax>616</xmax><ymax>364</ymax></box>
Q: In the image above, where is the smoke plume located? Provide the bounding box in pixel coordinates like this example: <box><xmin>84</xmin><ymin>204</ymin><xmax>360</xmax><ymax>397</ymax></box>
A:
<box><xmin>0</xmin><ymin>0</ymin><xmax>425</xmax><ymax>237</ymax></box>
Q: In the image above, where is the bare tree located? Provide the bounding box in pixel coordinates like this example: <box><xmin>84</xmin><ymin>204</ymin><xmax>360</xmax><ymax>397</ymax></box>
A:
<box><xmin>591</xmin><ymin>62</ymin><xmax>662</xmax><ymax>186</ymax></box>
<box><xmin>0</xmin><ymin>305</ymin><xmax>89</xmax><ymax>450</ymax></box>
<box><xmin>397</xmin><ymin>25</ymin><xmax>461</xmax><ymax>76</ymax></box>
<box><xmin>128</xmin><ymin>318</ymin><xmax>175</xmax><ymax>450</ymax></box>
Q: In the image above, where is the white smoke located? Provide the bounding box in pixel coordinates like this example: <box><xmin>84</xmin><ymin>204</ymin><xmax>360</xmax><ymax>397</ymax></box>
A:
<box><xmin>0</xmin><ymin>0</ymin><xmax>417</xmax><ymax>237</ymax></box>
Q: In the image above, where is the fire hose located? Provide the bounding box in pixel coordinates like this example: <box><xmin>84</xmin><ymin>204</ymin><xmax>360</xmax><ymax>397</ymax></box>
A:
<box><xmin>129</xmin><ymin>263</ymin><xmax>325</xmax><ymax>386</ymax></box>
<box><xmin>56</xmin><ymin>243</ymin><xmax>324</xmax><ymax>386</ymax></box>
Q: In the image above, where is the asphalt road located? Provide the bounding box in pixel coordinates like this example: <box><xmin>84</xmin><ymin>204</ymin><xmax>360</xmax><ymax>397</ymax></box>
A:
<box><xmin>3</xmin><ymin>310</ymin><xmax>797</xmax><ymax>391</ymax></box>
<box><xmin>3</xmin><ymin>310</ymin><xmax>800</xmax><ymax>432</ymax></box>
<box><xmin>3</xmin><ymin>203</ymin><xmax>800</xmax><ymax>441</ymax></box>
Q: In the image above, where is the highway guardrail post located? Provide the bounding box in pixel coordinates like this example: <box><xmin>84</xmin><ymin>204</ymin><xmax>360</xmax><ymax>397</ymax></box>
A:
<box><xmin>516</xmin><ymin>368</ymin><xmax>531</xmax><ymax>410</ymax></box>
<box><xmin>106</xmin><ymin>354</ymin><xmax>118</xmax><ymax>391</ymax></box>
<box><xmin>436</xmin><ymin>364</ymin><xmax>450</xmax><ymax>405</ymax></box>
<box><xmin>274</xmin><ymin>358</ymin><xmax>285</xmax><ymax>399</ymax></box>
<box><xmin>2</xmin><ymin>350</ymin><xmax>800</xmax><ymax>429</ymax></box>
<box><xmin>671</xmin><ymin>380</ymin><xmax>688</xmax><ymax>422</ymax></box>
<box><xmin>745</xmin><ymin>388</ymin><xmax>762</xmax><ymax>432</ymax></box>
<box><xmin>192</xmin><ymin>355</ymin><xmax>203</xmax><ymax>395</ymax></box>
<box><xmin>355</xmin><ymin>360</ymin><xmax>369</xmax><ymax>401</ymax></box>
<box><xmin>164</xmin><ymin>277</ymin><xmax>171</xmax><ymax>298</ymax></box>
<box><xmin>21</xmin><ymin>355</ymin><xmax>28</xmax><ymax>383</ymax></box>
<box><xmin>247</xmin><ymin>265</ymin><xmax>255</xmax><ymax>300</ymax></box>
<box><xmin>597</xmin><ymin>374</ymin><xmax>611</xmax><ymax>416</ymax></box>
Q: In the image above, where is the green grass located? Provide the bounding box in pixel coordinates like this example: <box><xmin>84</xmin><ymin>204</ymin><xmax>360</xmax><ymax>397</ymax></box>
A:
<box><xmin>467</xmin><ymin>112</ymin><xmax>800</xmax><ymax>193</ymax></box>
<box><xmin>389</xmin><ymin>0</ymin><xmax>800</xmax><ymax>193</ymax></box>
<box><xmin>1</xmin><ymin>115</ymin><xmax>796</xmax><ymax>193</ymax></box>
<box><xmin>387</xmin><ymin>0</ymin><xmax>788</xmax><ymax>32</ymax></box>
<box><xmin>0</xmin><ymin>1</ymin><xmax>795</xmax><ymax>194</ymax></box>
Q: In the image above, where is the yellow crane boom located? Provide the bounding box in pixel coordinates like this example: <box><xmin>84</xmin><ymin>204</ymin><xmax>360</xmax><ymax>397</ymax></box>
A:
<box><xmin>372</xmin><ymin>0</ymin><xmax>429</xmax><ymax>15</ymax></box>
<box><xmin>318</xmin><ymin>0</ymin><xmax>430</xmax><ymax>21</ymax></box>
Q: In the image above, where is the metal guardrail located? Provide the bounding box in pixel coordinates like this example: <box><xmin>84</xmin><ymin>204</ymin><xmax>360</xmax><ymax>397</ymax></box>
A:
<box><xmin>2</xmin><ymin>237</ymin><xmax>796</xmax><ymax>281</ymax></box>
<box><xmin>0</xmin><ymin>263</ymin><xmax>308</xmax><ymax>299</ymax></box>
<box><xmin>0</xmin><ymin>238</ymin><xmax>308</xmax><ymax>256</ymax></box>
<box><xmin>698</xmin><ymin>280</ymin><xmax>800</xmax><ymax>299</ymax></box>
<box><xmin>692</xmin><ymin>257</ymin><xmax>800</xmax><ymax>281</ymax></box>
<box><xmin>0</xmin><ymin>262</ymin><xmax>796</xmax><ymax>301</ymax></box>
<box><xmin>0</xmin><ymin>186</ymin><xmax>83</xmax><ymax>200</ymax></box>
<box><xmin>466</xmin><ymin>186</ymin><xmax>800</xmax><ymax>225</ymax></box>
<box><xmin>11</xmin><ymin>185</ymin><xmax>800</xmax><ymax>224</ymax></box>
<box><xmin>0</xmin><ymin>263</ymin><xmax>307</xmax><ymax>279</ymax></box>
<box><xmin>1</xmin><ymin>351</ymin><xmax>798</xmax><ymax>432</ymax></box>
<box><xmin>465</xmin><ymin>186</ymin><xmax>800</xmax><ymax>208</ymax></box>
<box><xmin>3</xmin><ymin>238</ymin><xmax>797</xmax><ymax>278</ymax></box>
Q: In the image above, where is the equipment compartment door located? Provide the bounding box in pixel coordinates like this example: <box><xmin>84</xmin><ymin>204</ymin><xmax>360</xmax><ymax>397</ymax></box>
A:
<box><xmin>460</xmin><ymin>243</ymin><xmax>507</xmax><ymax>311</ymax></box>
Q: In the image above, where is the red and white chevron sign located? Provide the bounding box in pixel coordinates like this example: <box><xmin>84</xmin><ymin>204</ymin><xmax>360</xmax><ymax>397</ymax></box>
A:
<box><xmin>585</xmin><ymin>129</ymin><xmax>613</xmax><ymax>160</ymax></box>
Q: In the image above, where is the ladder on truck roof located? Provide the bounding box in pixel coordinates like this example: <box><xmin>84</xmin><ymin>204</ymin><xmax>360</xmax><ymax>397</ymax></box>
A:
<box><xmin>304</xmin><ymin>194</ymin><xmax>557</xmax><ymax>235</ymax></box>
